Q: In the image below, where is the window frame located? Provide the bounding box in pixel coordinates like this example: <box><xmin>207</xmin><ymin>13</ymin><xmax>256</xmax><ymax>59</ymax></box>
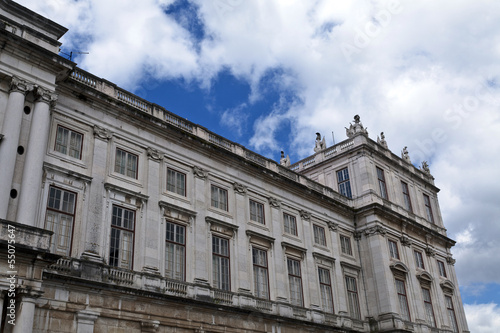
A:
<box><xmin>340</xmin><ymin>234</ymin><xmax>353</xmax><ymax>256</ymax></box>
<box><xmin>54</xmin><ymin>124</ymin><xmax>84</xmax><ymax>160</ymax></box>
<box><xmin>388</xmin><ymin>239</ymin><xmax>400</xmax><ymax>260</ymax></box>
<box><xmin>376</xmin><ymin>167</ymin><xmax>389</xmax><ymax>200</ymax></box>
<box><xmin>252</xmin><ymin>247</ymin><xmax>270</xmax><ymax>299</ymax></box>
<box><xmin>345</xmin><ymin>275</ymin><xmax>361</xmax><ymax>319</ymax></box>
<box><xmin>109</xmin><ymin>205</ymin><xmax>136</xmax><ymax>269</ymax></box>
<box><xmin>437</xmin><ymin>260</ymin><xmax>447</xmax><ymax>278</ymax></box>
<box><xmin>283</xmin><ymin>213</ymin><xmax>298</xmax><ymax>236</ymax></box>
<box><xmin>423</xmin><ymin>194</ymin><xmax>435</xmax><ymax>223</ymax></box>
<box><xmin>401</xmin><ymin>181</ymin><xmax>413</xmax><ymax>212</ymax></box>
<box><xmin>287</xmin><ymin>257</ymin><xmax>304</xmax><ymax>307</ymax></box>
<box><xmin>114</xmin><ymin>147</ymin><xmax>139</xmax><ymax>179</ymax></box>
<box><xmin>395</xmin><ymin>279</ymin><xmax>411</xmax><ymax>321</ymax></box>
<box><xmin>249</xmin><ymin>199</ymin><xmax>265</xmax><ymax>225</ymax></box>
<box><xmin>422</xmin><ymin>287</ymin><xmax>436</xmax><ymax>327</ymax></box>
<box><xmin>337</xmin><ymin>167</ymin><xmax>352</xmax><ymax>199</ymax></box>
<box><xmin>166</xmin><ymin>168</ymin><xmax>186</xmax><ymax>197</ymax></box>
<box><xmin>445</xmin><ymin>295</ymin><xmax>459</xmax><ymax>333</ymax></box>
<box><xmin>165</xmin><ymin>221</ymin><xmax>186</xmax><ymax>281</ymax></box>
<box><xmin>211</xmin><ymin>184</ymin><xmax>228</xmax><ymax>212</ymax></box>
<box><xmin>318</xmin><ymin>267</ymin><xmax>334</xmax><ymax>313</ymax></box>
<box><xmin>44</xmin><ymin>185</ymin><xmax>77</xmax><ymax>256</ymax></box>
<box><xmin>313</xmin><ymin>224</ymin><xmax>327</xmax><ymax>246</ymax></box>
<box><xmin>212</xmin><ymin>235</ymin><xmax>231</xmax><ymax>291</ymax></box>
<box><xmin>414</xmin><ymin>250</ymin><xmax>425</xmax><ymax>269</ymax></box>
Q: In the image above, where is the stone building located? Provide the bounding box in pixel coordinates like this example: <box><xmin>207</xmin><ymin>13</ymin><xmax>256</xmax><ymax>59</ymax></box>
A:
<box><xmin>0</xmin><ymin>1</ymin><xmax>469</xmax><ymax>332</ymax></box>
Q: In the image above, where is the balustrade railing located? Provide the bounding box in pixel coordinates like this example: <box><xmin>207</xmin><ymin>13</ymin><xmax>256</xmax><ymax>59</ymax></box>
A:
<box><xmin>256</xmin><ymin>299</ymin><xmax>273</xmax><ymax>312</ymax></box>
<box><xmin>213</xmin><ymin>290</ymin><xmax>233</xmax><ymax>305</ymax></box>
<box><xmin>165</xmin><ymin>279</ymin><xmax>188</xmax><ymax>295</ymax></box>
<box><xmin>47</xmin><ymin>257</ymin><xmax>73</xmax><ymax>272</ymax></box>
<box><xmin>108</xmin><ymin>268</ymin><xmax>134</xmax><ymax>284</ymax></box>
<box><xmin>209</xmin><ymin>133</ymin><xmax>232</xmax><ymax>151</ymax></box>
<box><xmin>71</xmin><ymin>69</ymin><xmax>97</xmax><ymax>88</ymax></box>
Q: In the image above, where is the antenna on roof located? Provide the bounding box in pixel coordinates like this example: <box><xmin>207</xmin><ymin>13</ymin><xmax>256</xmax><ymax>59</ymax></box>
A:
<box><xmin>332</xmin><ymin>131</ymin><xmax>335</xmax><ymax>145</ymax></box>
<box><xmin>59</xmin><ymin>50</ymin><xmax>89</xmax><ymax>62</ymax></box>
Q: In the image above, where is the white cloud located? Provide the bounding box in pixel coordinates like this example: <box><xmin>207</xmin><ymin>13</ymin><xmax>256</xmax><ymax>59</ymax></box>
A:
<box><xmin>464</xmin><ymin>303</ymin><xmax>500</xmax><ymax>333</ymax></box>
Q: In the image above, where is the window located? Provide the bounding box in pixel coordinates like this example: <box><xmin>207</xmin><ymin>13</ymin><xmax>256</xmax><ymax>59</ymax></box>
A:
<box><xmin>388</xmin><ymin>240</ymin><xmax>400</xmax><ymax>260</ymax></box>
<box><xmin>437</xmin><ymin>260</ymin><xmax>447</xmax><ymax>278</ymax></box>
<box><xmin>115</xmin><ymin>148</ymin><xmax>138</xmax><ymax>179</ymax></box>
<box><xmin>167</xmin><ymin>168</ymin><xmax>186</xmax><ymax>196</ymax></box>
<box><xmin>55</xmin><ymin>125</ymin><xmax>83</xmax><ymax>159</ymax></box>
<box><xmin>318</xmin><ymin>267</ymin><xmax>334</xmax><ymax>313</ymax></box>
<box><xmin>109</xmin><ymin>205</ymin><xmax>135</xmax><ymax>269</ymax></box>
<box><xmin>422</xmin><ymin>287</ymin><xmax>436</xmax><ymax>327</ymax></box>
<box><xmin>337</xmin><ymin>168</ymin><xmax>352</xmax><ymax>198</ymax></box>
<box><xmin>165</xmin><ymin>222</ymin><xmax>185</xmax><ymax>280</ymax></box>
<box><xmin>345</xmin><ymin>276</ymin><xmax>361</xmax><ymax>319</ymax></box>
<box><xmin>313</xmin><ymin>225</ymin><xmax>327</xmax><ymax>246</ymax></box>
<box><xmin>212</xmin><ymin>235</ymin><xmax>230</xmax><ymax>290</ymax></box>
<box><xmin>376</xmin><ymin>167</ymin><xmax>388</xmax><ymax>199</ymax></box>
<box><xmin>414</xmin><ymin>250</ymin><xmax>425</xmax><ymax>269</ymax></box>
<box><xmin>45</xmin><ymin>186</ymin><xmax>76</xmax><ymax>256</ymax></box>
<box><xmin>340</xmin><ymin>235</ymin><xmax>353</xmax><ymax>255</ymax></box>
<box><xmin>423</xmin><ymin>194</ymin><xmax>434</xmax><ymax>223</ymax></box>
<box><xmin>249</xmin><ymin>200</ymin><xmax>265</xmax><ymax>224</ymax></box>
<box><xmin>401</xmin><ymin>181</ymin><xmax>413</xmax><ymax>212</ymax></box>
<box><xmin>287</xmin><ymin>258</ymin><xmax>303</xmax><ymax>307</ymax></box>
<box><xmin>445</xmin><ymin>295</ymin><xmax>459</xmax><ymax>333</ymax></box>
<box><xmin>211</xmin><ymin>185</ymin><xmax>228</xmax><ymax>211</ymax></box>
<box><xmin>395</xmin><ymin>279</ymin><xmax>411</xmax><ymax>321</ymax></box>
<box><xmin>252</xmin><ymin>248</ymin><xmax>269</xmax><ymax>299</ymax></box>
<box><xmin>283</xmin><ymin>213</ymin><xmax>298</xmax><ymax>236</ymax></box>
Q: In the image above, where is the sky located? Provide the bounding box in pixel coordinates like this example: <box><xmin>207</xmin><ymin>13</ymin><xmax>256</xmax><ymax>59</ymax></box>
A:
<box><xmin>17</xmin><ymin>0</ymin><xmax>500</xmax><ymax>331</ymax></box>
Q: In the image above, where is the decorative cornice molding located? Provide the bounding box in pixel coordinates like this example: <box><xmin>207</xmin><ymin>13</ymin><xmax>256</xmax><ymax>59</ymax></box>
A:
<box><xmin>205</xmin><ymin>216</ymin><xmax>238</xmax><ymax>230</ymax></box>
<box><xmin>93</xmin><ymin>124</ymin><xmax>113</xmax><ymax>140</ymax></box>
<box><xmin>233</xmin><ymin>182</ymin><xmax>247</xmax><ymax>194</ymax></box>
<box><xmin>246</xmin><ymin>230</ymin><xmax>275</xmax><ymax>243</ymax></box>
<box><xmin>147</xmin><ymin>147</ymin><xmax>163</xmax><ymax>161</ymax></box>
<box><xmin>363</xmin><ymin>225</ymin><xmax>387</xmax><ymax>237</ymax></box>
<box><xmin>312</xmin><ymin>252</ymin><xmax>335</xmax><ymax>264</ymax></box>
<box><xmin>158</xmin><ymin>201</ymin><xmax>197</xmax><ymax>218</ymax></box>
<box><xmin>103</xmin><ymin>183</ymin><xmax>149</xmax><ymax>201</ymax></box>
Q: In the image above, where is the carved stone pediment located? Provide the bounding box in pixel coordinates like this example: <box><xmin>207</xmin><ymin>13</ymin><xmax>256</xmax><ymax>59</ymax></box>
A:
<box><xmin>390</xmin><ymin>261</ymin><xmax>409</xmax><ymax>277</ymax></box>
<box><xmin>416</xmin><ymin>271</ymin><xmax>433</xmax><ymax>286</ymax></box>
<box><xmin>440</xmin><ymin>280</ymin><xmax>456</xmax><ymax>295</ymax></box>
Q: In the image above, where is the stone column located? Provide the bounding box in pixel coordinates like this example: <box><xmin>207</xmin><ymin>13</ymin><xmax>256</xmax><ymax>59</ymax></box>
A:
<box><xmin>16</xmin><ymin>86</ymin><xmax>56</xmax><ymax>226</ymax></box>
<box><xmin>76</xmin><ymin>310</ymin><xmax>99</xmax><ymax>333</ymax></box>
<box><xmin>0</xmin><ymin>77</ymin><xmax>32</xmax><ymax>219</ymax></box>
<box><xmin>12</xmin><ymin>290</ymin><xmax>41</xmax><ymax>333</ymax></box>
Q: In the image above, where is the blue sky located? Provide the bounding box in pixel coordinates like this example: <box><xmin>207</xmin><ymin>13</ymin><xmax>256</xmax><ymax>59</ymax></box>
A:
<box><xmin>18</xmin><ymin>0</ymin><xmax>500</xmax><ymax>331</ymax></box>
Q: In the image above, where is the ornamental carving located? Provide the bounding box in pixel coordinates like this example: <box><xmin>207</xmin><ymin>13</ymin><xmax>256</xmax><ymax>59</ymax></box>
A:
<box><xmin>233</xmin><ymin>182</ymin><xmax>247</xmax><ymax>194</ymax></box>
<box><xmin>364</xmin><ymin>226</ymin><xmax>386</xmax><ymax>237</ymax></box>
<box><xmin>327</xmin><ymin>221</ymin><xmax>338</xmax><ymax>231</ymax></box>
<box><xmin>147</xmin><ymin>147</ymin><xmax>163</xmax><ymax>161</ymax></box>
<box><xmin>425</xmin><ymin>245</ymin><xmax>436</xmax><ymax>257</ymax></box>
<box><xmin>377</xmin><ymin>132</ymin><xmax>388</xmax><ymax>149</ymax></box>
<box><xmin>345</xmin><ymin>115</ymin><xmax>368</xmax><ymax>138</ymax></box>
<box><xmin>93</xmin><ymin>125</ymin><xmax>112</xmax><ymax>140</ymax></box>
<box><xmin>10</xmin><ymin>76</ymin><xmax>33</xmax><ymax>94</ymax></box>
<box><xmin>193</xmin><ymin>166</ymin><xmax>208</xmax><ymax>179</ymax></box>
<box><xmin>299</xmin><ymin>210</ymin><xmax>311</xmax><ymax>220</ymax></box>
<box><xmin>446</xmin><ymin>255</ymin><xmax>456</xmax><ymax>265</ymax></box>
<box><xmin>420</xmin><ymin>161</ymin><xmax>431</xmax><ymax>174</ymax></box>
<box><xmin>353</xmin><ymin>231</ymin><xmax>362</xmax><ymax>241</ymax></box>
<box><xmin>34</xmin><ymin>85</ymin><xmax>57</xmax><ymax>106</ymax></box>
<box><xmin>400</xmin><ymin>234</ymin><xmax>412</xmax><ymax>247</ymax></box>
<box><xmin>401</xmin><ymin>146</ymin><xmax>412</xmax><ymax>164</ymax></box>
<box><xmin>268</xmin><ymin>197</ymin><xmax>280</xmax><ymax>208</ymax></box>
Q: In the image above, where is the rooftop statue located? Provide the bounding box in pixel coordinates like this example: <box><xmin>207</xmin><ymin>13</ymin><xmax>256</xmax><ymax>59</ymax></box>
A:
<box><xmin>401</xmin><ymin>146</ymin><xmax>412</xmax><ymax>164</ymax></box>
<box><xmin>345</xmin><ymin>114</ymin><xmax>368</xmax><ymax>138</ymax></box>
<box><xmin>314</xmin><ymin>132</ymin><xmax>327</xmax><ymax>153</ymax></box>
<box><xmin>377</xmin><ymin>131</ymin><xmax>388</xmax><ymax>149</ymax></box>
<box><xmin>280</xmin><ymin>150</ymin><xmax>291</xmax><ymax>167</ymax></box>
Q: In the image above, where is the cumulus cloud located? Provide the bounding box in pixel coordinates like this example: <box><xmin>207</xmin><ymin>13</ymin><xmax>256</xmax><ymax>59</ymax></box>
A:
<box><xmin>464</xmin><ymin>303</ymin><xmax>500</xmax><ymax>333</ymax></box>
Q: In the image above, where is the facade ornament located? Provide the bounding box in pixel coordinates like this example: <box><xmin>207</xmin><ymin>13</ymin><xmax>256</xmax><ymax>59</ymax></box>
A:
<box><xmin>446</xmin><ymin>255</ymin><xmax>456</xmax><ymax>265</ymax></box>
<box><xmin>327</xmin><ymin>221</ymin><xmax>338</xmax><ymax>231</ymax></box>
<box><xmin>141</xmin><ymin>320</ymin><xmax>160</xmax><ymax>333</ymax></box>
<box><xmin>345</xmin><ymin>115</ymin><xmax>368</xmax><ymax>138</ymax></box>
<box><xmin>193</xmin><ymin>166</ymin><xmax>208</xmax><ymax>179</ymax></box>
<box><xmin>353</xmin><ymin>231</ymin><xmax>362</xmax><ymax>240</ymax></box>
<box><xmin>377</xmin><ymin>132</ymin><xmax>388</xmax><ymax>149</ymax></box>
<box><xmin>299</xmin><ymin>210</ymin><xmax>311</xmax><ymax>220</ymax></box>
<box><xmin>364</xmin><ymin>225</ymin><xmax>386</xmax><ymax>237</ymax></box>
<box><xmin>93</xmin><ymin>124</ymin><xmax>113</xmax><ymax>140</ymax></box>
<box><xmin>425</xmin><ymin>245</ymin><xmax>436</xmax><ymax>257</ymax></box>
<box><xmin>268</xmin><ymin>197</ymin><xmax>281</xmax><ymax>208</ymax></box>
<box><xmin>147</xmin><ymin>147</ymin><xmax>163</xmax><ymax>161</ymax></box>
<box><xmin>34</xmin><ymin>85</ymin><xmax>58</xmax><ymax>107</ymax></box>
<box><xmin>401</xmin><ymin>146</ymin><xmax>412</xmax><ymax>164</ymax></box>
<box><xmin>10</xmin><ymin>76</ymin><xmax>33</xmax><ymax>94</ymax></box>
<box><xmin>233</xmin><ymin>182</ymin><xmax>247</xmax><ymax>194</ymax></box>
<box><xmin>314</xmin><ymin>132</ymin><xmax>327</xmax><ymax>152</ymax></box>
<box><xmin>280</xmin><ymin>150</ymin><xmax>291</xmax><ymax>167</ymax></box>
<box><xmin>420</xmin><ymin>161</ymin><xmax>431</xmax><ymax>174</ymax></box>
<box><xmin>400</xmin><ymin>234</ymin><xmax>412</xmax><ymax>247</ymax></box>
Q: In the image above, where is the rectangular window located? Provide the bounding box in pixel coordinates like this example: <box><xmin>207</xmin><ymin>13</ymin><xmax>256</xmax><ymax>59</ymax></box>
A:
<box><xmin>109</xmin><ymin>205</ymin><xmax>135</xmax><ymax>269</ymax></box>
<box><xmin>165</xmin><ymin>222</ymin><xmax>185</xmax><ymax>280</ymax></box>
<box><xmin>45</xmin><ymin>186</ymin><xmax>76</xmax><ymax>256</ymax></box>
<box><xmin>345</xmin><ymin>276</ymin><xmax>361</xmax><ymax>319</ymax></box>
<box><xmin>376</xmin><ymin>167</ymin><xmax>388</xmax><ymax>199</ymax></box>
<box><xmin>318</xmin><ymin>267</ymin><xmax>334</xmax><ymax>313</ymax></box>
<box><xmin>167</xmin><ymin>168</ymin><xmax>186</xmax><ymax>196</ymax></box>
<box><xmin>423</xmin><ymin>194</ymin><xmax>435</xmax><ymax>223</ymax></box>
<box><xmin>249</xmin><ymin>200</ymin><xmax>265</xmax><ymax>224</ymax></box>
<box><xmin>55</xmin><ymin>125</ymin><xmax>83</xmax><ymax>159</ymax></box>
<box><xmin>388</xmin><ymin>240</ymin><xmax>400</xmax><ymax>260</ymax></box>
<box><xmin>212</xmin><ymin>235</ymin><xmax>230</xmax><ymax>290</ymax></box>
<box><xmin>414</xmin><ymin>250</ymin><xmax>425</xmax><ymax>269</ymax></box>
<box><xmin>283</xmin><ymin>213</ymin><xmax>298</xmax><ymax>236</ymax></box>
<box><xmin>115</xmin><ymin>148</ymin><xmax>138</xmax><ymax>179</ymax></box>
<box><xmin>337</xmin><ymin>168</ymin><xmax>352</xmax><ymax>198</ymax></box>
<box><xmin>422</xmin><ymin>287</ymin><xmax>436</xmax><ymax>327</ymax></box>
<box><xmin>395</xmin><ymin>279</ymin><xmax>411</xmax><ymax>321</ymax></box>
<box><xmin>401</xmin><ymin>181</ymin><xmax>413</xmax><ymax>212</ymax></box>
<box><xmin>445</xmin><ymin>295</ymin><xmax>459</xmax><ymax>333</ymax></box>
<box><xmin>340</xmin><ymin>235</ymin><xmax>353</xmax><ymax>256</ymax></box>
<box><xmin>287</xmin><ymin>258</ymin><xmax>303</xmax><ymax>307</ymax></box>
<box><xmin>437</xmin><ymin>260</ymin><xmax>447</xmax><ymax>278</ymax></box>
<box><xmin>252</xmin><ymin>248</ymin><xmax>269</xmax><ymax>299</ymax></box>
<box><xmin>211</xmin><ymin>185</ymin><xmax>228</xmax><ymax>211</ymax></box>
<box><xmin>313</xmin><ymin>225</ymin><xmax>327</xmax><ymax>246</ymax></box>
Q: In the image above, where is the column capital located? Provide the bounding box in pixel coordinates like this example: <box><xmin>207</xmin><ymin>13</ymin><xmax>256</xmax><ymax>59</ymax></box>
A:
<box><xmin>33</xmin><ymin>86</ymin><xmax>57</xmax><ymax>106</ymax></box>
<box><xmin>10</xmin><ymin>76</ymin><xmax>33</xmax><ymax>94</ymax></box>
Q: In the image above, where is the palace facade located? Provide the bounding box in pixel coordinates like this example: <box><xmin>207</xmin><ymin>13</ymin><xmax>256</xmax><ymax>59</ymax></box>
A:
<box><xmin>0</xmin><ymin>1</ymin><xmax>469</xmax><ymax>332</ymax></box>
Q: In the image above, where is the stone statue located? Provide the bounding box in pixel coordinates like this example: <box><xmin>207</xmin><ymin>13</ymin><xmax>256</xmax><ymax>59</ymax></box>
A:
<box><xmin>377</xmin><ymin>132</ymin><xmax>388</xmax><ymax>149</ymax></box>
<box><xmin>401</xmin><ymin>146</ymin><xmax>411</xmax><ymax>164</ymax></box>
<box><xmin>421</xmin><ymin>161</ymin><xmax>430</xmax><ymax>174</ymax></box>
<box><xmin>345</xmin><ymin>114</ymin><xmax>368</xmax><ymax>138</ymax></box>
<box><xmin>280</xmin><ymin>151</ymin><xmax>291</xmax><ymax>167</ymax></box>
<box><xmin>314</xmin><ymin>133</ymin><xmax>326</xmax><ymax>152</ymax></box>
